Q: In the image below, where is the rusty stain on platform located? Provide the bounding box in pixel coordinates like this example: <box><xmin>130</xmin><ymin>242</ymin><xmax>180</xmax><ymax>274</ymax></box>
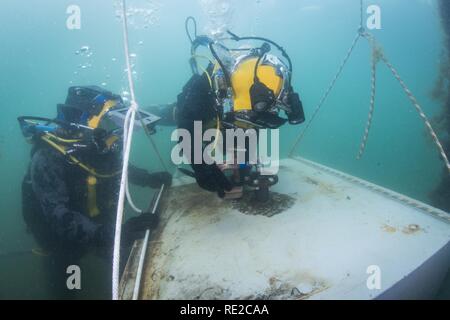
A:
<box><xmin>402</xmin><ymin>224</ymin><xmax>422</xmax><ymax>235</ymax></box>
<box><xmin>382</xmin><ymin>224</ymin><xmax>397</xmax><ymax>233</ymax></box>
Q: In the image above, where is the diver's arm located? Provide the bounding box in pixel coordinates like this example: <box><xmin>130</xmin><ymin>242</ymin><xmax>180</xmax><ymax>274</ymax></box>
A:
<box><xmin>176</xmin><ymin>73</ymin><xmax>217</xmax><ymax>122</ymax></box>
<box><xmin>144</xmin><ymin>74</ymin><xmax>219</xmax><ymax>126</ymax></box>
<box><xmin>144</xmin><ymin>103</ymin><xmax>177</xmax><ymax>126</ymax></box>
<box><xmin>176</xmin><ymin>73</ymin><xmax>233</xmax><ymax>197</ymax></box>
<box><xmin>128</xmin><ymin>165</ymin><xmax>151</xmax><ymax>187</ymax></box>
<box><xmin>178</xmin><ymin>118</ymin><xmax>232</xmax><ymax>196</ymax></box>
<box><xmin>30</xmin><ymin>148</ymin><xmax>102</xmax><ymax>246</ymax></box>
<box><xmin>128</xmin><ymin>165</ymin><xmax>172</xmax><ymax>189</ymax></box>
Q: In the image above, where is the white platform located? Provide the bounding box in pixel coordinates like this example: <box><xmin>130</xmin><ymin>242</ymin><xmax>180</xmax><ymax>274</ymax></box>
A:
<box><xmin>120</xmin><ymin>157</ymin><xmax>450</xmax><ymax>300</ymax></box>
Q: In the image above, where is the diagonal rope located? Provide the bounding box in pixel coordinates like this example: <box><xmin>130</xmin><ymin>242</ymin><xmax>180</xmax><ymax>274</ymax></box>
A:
<box><xmin>289</xmin><ymin>0</ymin><xmax>366</xmax><ymax>157</ymax></box>
<box><xmin>288</xmin><ymin>32</ymin><xmax>362</xmax><ymax>157</ymax></box>
<box><xmin>357</xmin><ymin>44</ymin><xmax>381</xmax><ymax>159</ymax></box>
<box><xmin>359</xmin><ymin>32</ymin><xmax>450</xmax><ymax>172</ymax></box>
<box><xmin>381</xmin><ymin>52</ymin><xmax>450</xmax><ymax>173</ymax></box>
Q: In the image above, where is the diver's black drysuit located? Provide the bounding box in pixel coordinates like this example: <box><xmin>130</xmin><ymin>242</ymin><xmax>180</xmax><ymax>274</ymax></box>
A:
<box><xmin>175</xmin><ymin>73</ymin><xmax>235</xmax><ymax>197</ymax></box>
<box><xmin>22</xmin><ymin>140</ymin><xmax>170</xmax><ymax>299</ymax></box>
<box><xmin>157</xmin><ymin>72</ymin><xmax>301</xmax><ymax>197</ymax></box>
<box><xmin>148</xmin><ymin>73</ymin><xmax>234</xmax><ymax>197</ymax></box>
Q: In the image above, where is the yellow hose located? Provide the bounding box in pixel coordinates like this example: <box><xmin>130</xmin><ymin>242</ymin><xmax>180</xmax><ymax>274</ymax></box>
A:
<box><xmin>198</xmin><ymin>64</ymin><xmax>213</xmax><ymax>88</ymax></box>
<box><xmin>41</xmin><ymin>135</ymin><xmax>120</xmax><ymax>179</ymax></box>
<box><xmin>45</xmin><ymin>132</ymin><xmax>81</xmax><ymax>144</ymax></box>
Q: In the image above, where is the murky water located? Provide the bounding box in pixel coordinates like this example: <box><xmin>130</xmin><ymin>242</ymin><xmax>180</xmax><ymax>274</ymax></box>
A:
<box><xmin>0</xmin><ymin>0</ymin><xmax>448</xmax><ymax>299</ymax></box>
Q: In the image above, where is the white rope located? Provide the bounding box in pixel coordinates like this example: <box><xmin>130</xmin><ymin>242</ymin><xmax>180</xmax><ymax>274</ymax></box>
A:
<box><xmin>113</xmin><ymin>0</ymin><xmax>173</xmax><ymax>299</ymax></box>
<box><xmin>357</xmin><ymin>45</ymin><xmax>379</xmax><ymax>159</ymax></box>
<box><xmin>361</xmin><ymin>32</ymin><xmax>450</xmax><ymax>173</ymax></box>
<box><xmin>124</xmin><ymin>112</ymin><xmax>143</xmax><ymax>214</ymax></box>
<box><xmin>289</xmin><ymin>0</ymin><xmax>366</xmax><ymax>157</ymax></box>
<box><xmin>112</xmin><ymin>0</ymin><xmax>140</xmax><ymax>300</ymax></box>
<box><xmin>132</xmin><ymin>229</ymin><xmax>150</xmax><ymax>300</ymax></box>
<box><xmin>289</xmin><ymin>0</ymin><xmax>449</xmax><ymax>172</ymax></box>
<box><xmin>380</xmin><ymin>55</ymin><xmax>450</xmax><ymax>173</ymax></box>
<box><xmin>126</xmin><ymin>181</ymin><xmax>143</xmax><ymax>214</ymax></box>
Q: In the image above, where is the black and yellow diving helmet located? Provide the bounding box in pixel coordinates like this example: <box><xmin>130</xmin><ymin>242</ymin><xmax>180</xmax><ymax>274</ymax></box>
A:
<box><xmin>19</xmin><ymin>86</ymin><xmax>124</xmax><ymax>148</ymax></box>
<box><xmin>55</xmin><ymin>86</ymin><xmax>125</xmax><ymax>153</ymax></box>
<box><xmin>211</xmin><ymin>42</ymin><xmax>305</xmax><ymax>129</ymax></box>
<box><xmin>18</xmin><ymin>86</ymin><xmax>126</xmax><ymax>218</ymax></box>
<box><xmin>58</xmin><ymin>86</ymin><xmax>123</xmax><ymax>130</ymax></box>
<box><xmin>186</xmin><ymin>17</ymin><xmax>305</xmax><ymax>129</ymax></box>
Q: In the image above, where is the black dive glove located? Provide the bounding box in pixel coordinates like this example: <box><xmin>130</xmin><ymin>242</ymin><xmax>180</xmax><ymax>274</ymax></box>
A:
<box><xmin>122</xmin><ymin>213</ymin><xmax>160</xmax><ymax>247</ymax></box>
<box><xmin>129</xmin><ymin>166</ymin><xmax>172</xmax><ymax>189</ymax></box>
<box><xmin>124</xmin><ymin>213</ymin><xmax>160</xmax><ymax>233</ymax></box>
<box><xmin>193</xmin><ymin>164</ymin><xmax>233</xmax><ymax>198</ymax></box>
<box><xmin>95</xmin><ymin>212</ymin><xmax>160</xmax><ymax>248</ymax></box>
<box><xmin>145</xmin><ymin>171</ymin><xmax>172</xmax><ymax>189</ymax></box>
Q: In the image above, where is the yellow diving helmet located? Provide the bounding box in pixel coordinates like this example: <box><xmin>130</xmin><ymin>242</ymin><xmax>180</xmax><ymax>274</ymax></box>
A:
<box><xmin>229</xmin><ymin>53</ymin><xmax>287</xmax><ymax>113</ymax></box>
<box><xmin>211</xmin><ymin>46</ymin><xmax>293</xmax><ymax>129</ymax></box>
<box><xmin>186</xmin><ymin>16</ymin><xmax>305</xmax><ymax>128</ymax></box>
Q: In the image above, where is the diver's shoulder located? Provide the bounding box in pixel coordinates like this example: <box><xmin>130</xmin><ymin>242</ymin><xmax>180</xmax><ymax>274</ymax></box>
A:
<box><xmin>31</xmin><ymin>144</ymin><xmax>65</xmax><ymax>164</ymax></box>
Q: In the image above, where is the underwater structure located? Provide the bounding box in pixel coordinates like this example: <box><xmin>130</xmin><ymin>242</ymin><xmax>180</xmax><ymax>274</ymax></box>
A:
<box><xmin>120</xmin><ymin>158</ymin><xmax>450</xmax><ymax>300</ymax></box>
<box><xmin>115</xmin><ymin>1</ymin><xmax>450</xmax><ymax>300</ymax></box>
<box><xmin>431</xmin><ymin>0</ymin><xmax>450</xmax><ymax>211</ymax></box>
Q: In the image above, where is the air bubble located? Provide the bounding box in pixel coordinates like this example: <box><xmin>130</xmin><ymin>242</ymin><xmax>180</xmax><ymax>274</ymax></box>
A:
<box><xmin>114</xmin><ymin>1</ymin><xmax>160</xmax><ymax>30</ymax></box>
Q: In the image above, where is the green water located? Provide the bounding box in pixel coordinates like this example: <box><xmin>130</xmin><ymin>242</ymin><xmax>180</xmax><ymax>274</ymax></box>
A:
<box><xmin>0</xmin><ymin>0</ymin><xmax>448</xmax><ymax>299</ymax></box>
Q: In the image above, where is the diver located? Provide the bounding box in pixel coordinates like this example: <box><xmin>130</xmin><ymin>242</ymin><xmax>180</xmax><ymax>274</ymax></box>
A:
<box><xmin>149</xmin><ymin>18</ymin><xmax>305</xmax><ymax>199</ymax></box>
<box><xmin>19</xmin><ymin>86</ymin><xmax>172</xmax><ymax>299</ymax></box>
